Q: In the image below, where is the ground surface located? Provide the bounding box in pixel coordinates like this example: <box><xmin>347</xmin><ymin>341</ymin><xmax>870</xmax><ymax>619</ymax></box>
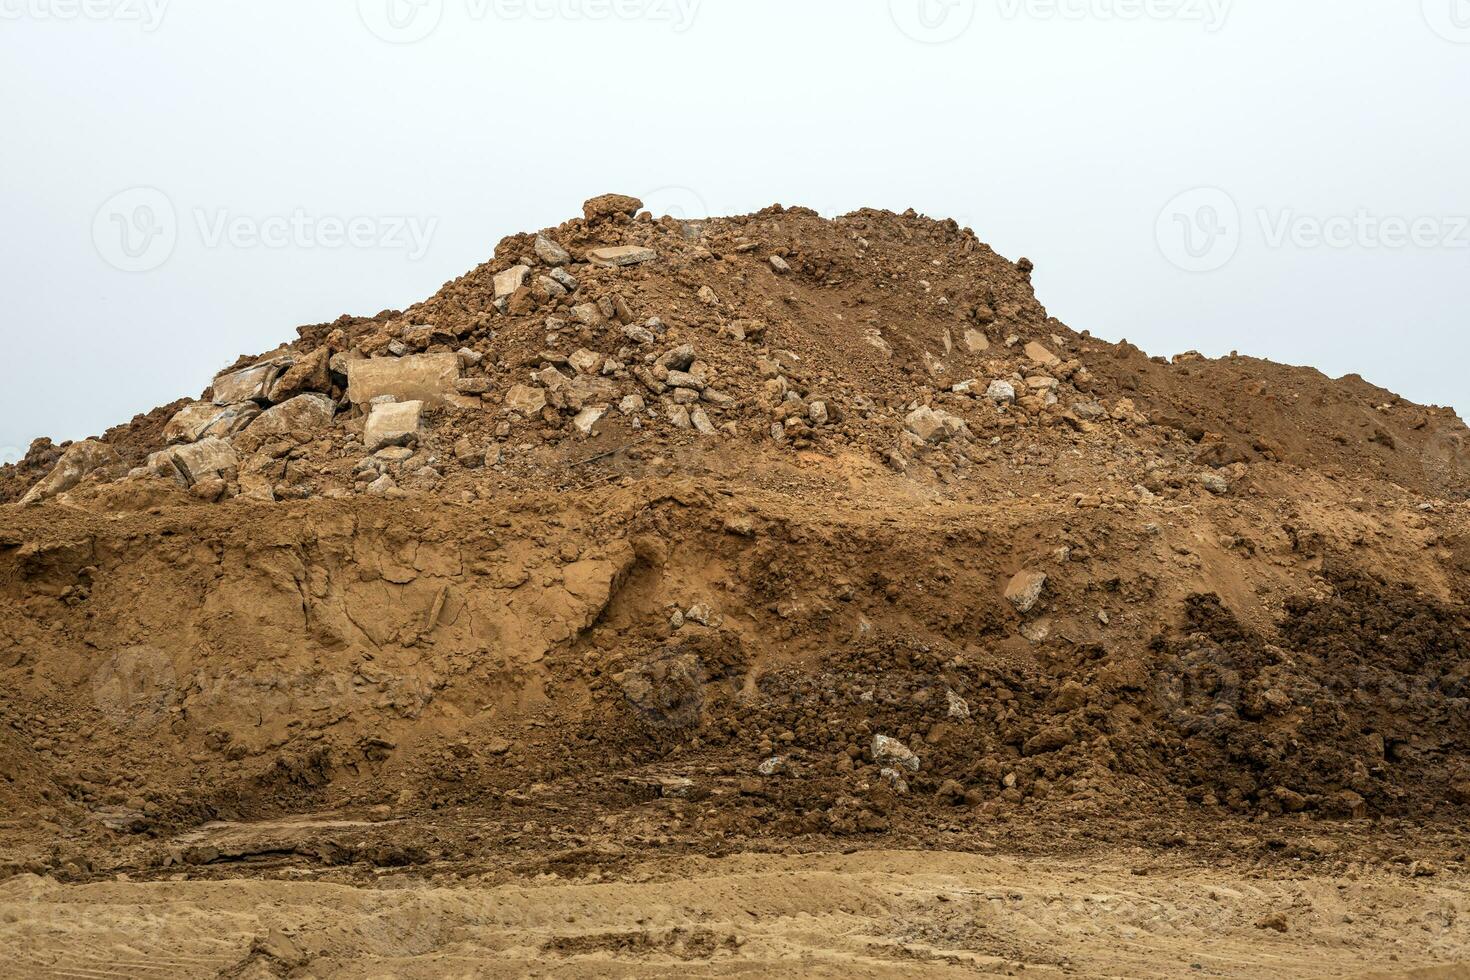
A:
<box><xmin>5</xmin><ymin>834</ymin><xmax>1470</xmax><ymax>978</ymax></box>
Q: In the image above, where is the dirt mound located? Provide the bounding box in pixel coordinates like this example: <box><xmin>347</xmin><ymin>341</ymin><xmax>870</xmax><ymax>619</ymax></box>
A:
<box><xmin>3</xmin><ymin>195</ymin><xmax>1470</xmax><ymax>903</ymax></box>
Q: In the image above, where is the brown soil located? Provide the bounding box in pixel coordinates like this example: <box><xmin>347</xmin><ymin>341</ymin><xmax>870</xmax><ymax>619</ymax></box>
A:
<box><xmin>2</xmin><ymin>196</ymin><xmax>1469</xmax><ymax>977</ymax></box>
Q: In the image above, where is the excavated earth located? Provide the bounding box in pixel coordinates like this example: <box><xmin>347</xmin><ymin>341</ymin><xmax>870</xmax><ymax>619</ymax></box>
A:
<box><xmin>3</xmin><ymin>196</ymin><xmax>1470</xmax><ymax>977</ymax></box>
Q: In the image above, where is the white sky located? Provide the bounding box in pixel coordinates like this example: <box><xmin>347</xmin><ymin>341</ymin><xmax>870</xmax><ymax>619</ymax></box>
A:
<box><xmin>2</xmin><ymin>0</ymin><xmax>1468</xmax><ymax>461</ymax></box>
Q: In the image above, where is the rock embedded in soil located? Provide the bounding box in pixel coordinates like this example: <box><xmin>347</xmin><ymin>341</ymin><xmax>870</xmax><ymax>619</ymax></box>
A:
<box><xmin>364</xmin><ymin>400</ymin><xmax>424</xmax><ymax>452</ymax></box>
<box><xmin>1004</xmin><ymin>570</ymin><xmax>1048</xmax><ymax>614</ymax></box>
<box><xmin>347</xmin><ymin>353</ymin><xmax>462</xmax><ymax>408</ymax></box>
<box><xmin>583</xmin><ymin>193</ymin><xmax>644</xmax><ymax>222</ymax></box>
<box><xmin>19</xmin><ymin>439</ymin><xmax>120</xmax><ymax>504</ymax></box>
<box><xmin>587</xmin><ymin>245</ymin><xmax>658</xmax><ymax>268</ymax></box>
<box><xmin>873</xmin><ymin>735</ymin><xmax>921</xmax><ymax>773</ymax></box>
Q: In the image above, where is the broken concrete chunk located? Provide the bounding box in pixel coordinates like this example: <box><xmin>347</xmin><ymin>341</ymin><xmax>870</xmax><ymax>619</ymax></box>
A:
<box><xmin>364</xmin><ymin>400</ymin><xmax>424</xmax><ymax>452</ymax></box>
<box><xmin>587</xmin><ymin>245</ymin><xmax>657</xmax><ymax>268</ymax></box>
<box><xmin>20</xmin><ymin>440</ymin><xmax>121</xmax><ymax>504</ymax></box>
<box><xmin>346</xmin><ymin>353</ymin><xmax>461</xmax><ymax>408</ymax></box>
<box><xmin>964</xmin><ymin>329</ymin><xmax>990</xmax><ymax>354</ymax></box>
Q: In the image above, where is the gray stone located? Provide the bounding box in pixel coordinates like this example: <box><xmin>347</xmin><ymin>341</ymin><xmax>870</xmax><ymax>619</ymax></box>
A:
<box><xmin>1198</xmin><ymin>472</ymin><xmax>1231</xmax><ymax>495</ymax></box>
<box><xmin>622</xmin><ymin>323</ymin><xmax>655</xmax><ymax>345</ymax></box>
<box><xmin>986</xmin><ymin>380</ymin><xmax>1017</xmax><ymax>404</ymax></box>
<box><xmin>769</xmin><ymin>255</ymin><xmax>791</xmax><ymax>274</ymax></box>
<box><xmin>873</xmin><ymin>735</ymin><xmax>921</xmax><ymax>773</ymax></box>
<box><xmin>665</xmin><ymin>370</ymin><xmax>704</xmax><ymax>391</ymax></box>
<box><xmin>690</xmin><ymin>407</ymin><xmax>717</xmax><ymax>436</ymax></box>
<box><xmin>550</xmin><ymin>268</ymin><xmax>580</xmax><ymax>293</ymax></box>
<box><xmin>534</xmin><ymin>235</ymin><xmax>571</xmax><ymax>266</ymax></box>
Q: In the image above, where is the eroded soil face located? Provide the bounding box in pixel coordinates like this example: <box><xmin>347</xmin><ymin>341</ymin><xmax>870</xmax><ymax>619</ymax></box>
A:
<box><xmin>3</xmin><ymin>199</ymin><xmax>1470</xmax><ymax>976</ymax></box>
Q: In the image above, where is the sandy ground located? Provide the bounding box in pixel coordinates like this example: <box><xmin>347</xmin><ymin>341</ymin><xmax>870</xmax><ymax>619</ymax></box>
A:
<box><xmin>3</xmin><ymin>848</ymin><xmax>1469</xmax><ymax>979</ymax></box>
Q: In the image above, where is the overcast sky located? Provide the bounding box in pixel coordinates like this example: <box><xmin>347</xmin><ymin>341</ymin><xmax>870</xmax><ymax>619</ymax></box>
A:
<box><xmin>2</xmin><ymin>0</ymin><xmax>1467</xmax><ymax>461</ymax></box>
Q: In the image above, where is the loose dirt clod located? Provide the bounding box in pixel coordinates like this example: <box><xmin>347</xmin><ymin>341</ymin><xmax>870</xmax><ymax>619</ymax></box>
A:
<box><xmin>3</xmin><ymin>196</ymin><xmax>1470</xmax><ymax>977</ymax></box>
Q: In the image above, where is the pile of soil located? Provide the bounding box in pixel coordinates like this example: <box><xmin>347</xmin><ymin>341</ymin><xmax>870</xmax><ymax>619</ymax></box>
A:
<box><xmin>3</xmin><ymin>194</ymin><xmax>1470</xmax><ymax>884</ymax></box>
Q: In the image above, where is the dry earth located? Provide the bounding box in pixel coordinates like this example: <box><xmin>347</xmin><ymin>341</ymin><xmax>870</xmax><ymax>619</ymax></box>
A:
<box><xmin>3</xmin><ymin>196</ymin><xmax>1470</xmax><ymax>977</ymax></box>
